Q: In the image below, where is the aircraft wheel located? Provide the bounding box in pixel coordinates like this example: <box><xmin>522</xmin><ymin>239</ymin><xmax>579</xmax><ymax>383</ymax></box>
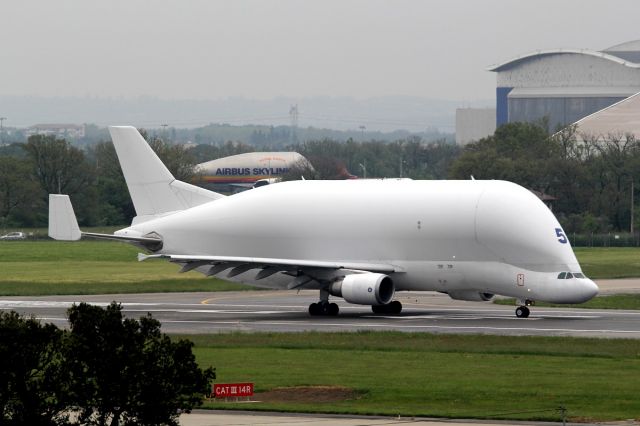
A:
<box><xmin>371</xmin><ymin>304</ymin><xmax>385</xmax><ymax>314</ymax></box>
<box><xmin>372</xmin><ymin>301</ymin><xmax>402</xmax><ymax>314</ymax></box>
<box><xmin>515</xmin><ymin>306</ymin><xmax>530</xmax><ymax>318</ymax></box>
<box><xmin>389</xmin><ymin>300</ymin><xmax>403</xmax><ymax>314</ymax></box>
<box><xmin>310</xmin><ymin>302</ymin><xmax>339</xmax><ymax>316</ymax></box>
<box><xmin>328</xmin><ymin>303</ymin><xmax>339</xmax><ymax>316</ymax></box>
<box><xmin>308</xmin><ymin>303</ymin><xmax>321</xmax><ymax>316</ymax></box>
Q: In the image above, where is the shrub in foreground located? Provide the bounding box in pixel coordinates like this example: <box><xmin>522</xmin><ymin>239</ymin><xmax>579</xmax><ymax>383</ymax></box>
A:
<box><xmin>0</xmin><ymin>303</ymin><xmax>214</xmax><ymax>426</ymax></box>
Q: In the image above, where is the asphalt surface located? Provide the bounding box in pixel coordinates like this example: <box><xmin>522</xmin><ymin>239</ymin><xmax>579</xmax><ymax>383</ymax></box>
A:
<box><xmin>3</xmin><ymin>282</ymin><xmax>639</xmax><ymax>425</ymax></box>
<box><xmin>1</xmin><ymin>279</ymin><xmax>639</xmax><ymax>338</ymax></box>
<box><xmin>177</xmin><ymin>410</ymin><xmax>605</xmax><ymax>426</ymax></box>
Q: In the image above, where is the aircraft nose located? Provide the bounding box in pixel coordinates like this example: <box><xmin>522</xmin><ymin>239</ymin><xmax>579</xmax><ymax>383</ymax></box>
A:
<box><xmin>582</xmin><ymin>279</ymin><xmax>599</xmax><ymax>301</ymax></box>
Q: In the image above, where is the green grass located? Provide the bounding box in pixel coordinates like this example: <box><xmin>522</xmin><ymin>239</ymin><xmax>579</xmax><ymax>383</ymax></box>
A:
<box><xmin>181</xmin><ymin>332</ymin><xmax>640</xmax><ymax>422</ymax></box>
<box><xmin>495</xmin><ymin>294</ymin><xmax>640</xmax><ymax>310</ymax></box>
<box><xmin>2</xmin><ymin>240</ymin><xmax>640</xmax><ymax>420</ymax></box>
<box><xmin>0</xmin><ymin>240</ymin><xmax>252</xmax><ymax>295</ymax></box>
<box><xmin>575</xmin><ymin>247</ymin><xmax>640</xmax><ymax>279</ymax></box>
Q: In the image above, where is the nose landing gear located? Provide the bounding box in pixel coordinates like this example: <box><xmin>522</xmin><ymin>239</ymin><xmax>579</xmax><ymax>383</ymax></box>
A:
<box><xmin>515</xmin><ymin>305</ymin><xmax>530</xmax><ymax>318</ymax></box>
<box><xmin>515</xmin><ymin>299</ymin><xmax>534</xmax><ymax>318</ymax></box>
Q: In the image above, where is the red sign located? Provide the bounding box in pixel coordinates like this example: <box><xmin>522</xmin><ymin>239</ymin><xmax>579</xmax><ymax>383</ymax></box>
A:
<box><xmin>213</xmin><ymin>383</ymin><xmax>254</xmax><ymax>398</ymax></box>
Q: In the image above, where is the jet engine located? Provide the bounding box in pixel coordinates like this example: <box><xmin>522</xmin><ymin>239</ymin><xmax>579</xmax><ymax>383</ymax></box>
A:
<box><xmin>329</xmin><ymin>273</ymin><xmax>395</xmax><ymax>305</ymax></box>
<box><xmin>447</xmin><ymin>290</ymin><xmax>494</xmax><ymax>301</ymax></box>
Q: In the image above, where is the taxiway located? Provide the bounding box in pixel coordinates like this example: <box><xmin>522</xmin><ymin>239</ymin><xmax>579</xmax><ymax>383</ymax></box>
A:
<box><xmin>1</xmin><ymin>280</ymin><xmax>639</xmax><ymax>338</ymax></box>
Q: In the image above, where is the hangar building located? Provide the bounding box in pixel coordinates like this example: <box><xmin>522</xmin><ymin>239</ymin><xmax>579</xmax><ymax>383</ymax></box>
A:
<box><xmin>488</xmin><ymin>40</ymin><xmax>640</xmax><ymax>130</ymax></box>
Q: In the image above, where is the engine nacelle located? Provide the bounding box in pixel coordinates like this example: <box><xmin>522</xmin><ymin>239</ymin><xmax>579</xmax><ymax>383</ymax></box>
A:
<box><xmin>329</xmin><ymin>273</ymin><xmax>395</xmax><ymax>305</ymax></box>
<box><xmin>447</xmin><ymin>290</ymin><xmax>494</xmax><ymax>302</ymax></box>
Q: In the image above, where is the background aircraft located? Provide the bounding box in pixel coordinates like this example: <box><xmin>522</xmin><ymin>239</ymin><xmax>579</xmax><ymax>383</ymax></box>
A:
<box><xmin>194</xmin><ymin>151</ymin><xmax>310</xmax><ymax>191</ymax></box>
<box><xmin>49</xmin><ymin>126</ymin><xmax>598</xmax><ymax>318</ymax></box>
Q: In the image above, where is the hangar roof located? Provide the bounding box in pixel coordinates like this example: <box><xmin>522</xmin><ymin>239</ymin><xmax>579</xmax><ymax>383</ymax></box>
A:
<box><xmin>603</xmin><ymin>40</ymin><xmax>640</xmax><ymax>63</ymax></box>
<box><xmin>604</xmin><ymin>40</ymin><xmax>640</xmax><ymax>52</ymax></box>
<box><xmin>508</xmin><ymin>87</ymin><xmax>639</xmax><ymax>98</ymax></box>
<box><xmin>487</xmin><ymin>49</ymin><xmax>640</xmax><ymax>72</ymax></box>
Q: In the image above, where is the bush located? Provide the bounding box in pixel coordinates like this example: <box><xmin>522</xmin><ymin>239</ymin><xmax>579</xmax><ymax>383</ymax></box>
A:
<box><xmin>0</xmin><ymin>304</ymin><xmax>214</xmax><ymax>426</ymax></box>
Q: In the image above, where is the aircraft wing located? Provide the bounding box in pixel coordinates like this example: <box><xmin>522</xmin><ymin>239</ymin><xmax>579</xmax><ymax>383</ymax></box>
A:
<box><xmin>139</xmin><ymin>253</ymin><xmax>402</xmax><ymax>289</ymax></box>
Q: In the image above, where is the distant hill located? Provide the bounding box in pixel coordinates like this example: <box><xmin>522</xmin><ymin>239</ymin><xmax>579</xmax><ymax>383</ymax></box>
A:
<box><xmin>168</xmin><ymin>123</ymin><xmax>453</xmax><ymax>148</ymax></box>
<box><xmin>0</xmin><ymin>95</ymin><xmax>490</xmax><ymax>134</ymax></box>
<box><xmin>1</xmin><ymin>122</ymin><xmax>454</xmax><ymax>148</ymax></box>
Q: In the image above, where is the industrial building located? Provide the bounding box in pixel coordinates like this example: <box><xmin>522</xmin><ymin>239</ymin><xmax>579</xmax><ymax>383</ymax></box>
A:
<box><xmin>455</xmin><ymin>108</ymin><xmax>496</xmax><ymax>145</ymax></box>
<box><xmin>488</xmin><ymin>40</ymin><xmax>640</xmax><ymax>130</ymax></box>
<box><xmin>25</xmin><ymin>123</ymin><xmax>86</xmax><ymax>139</ymax></box>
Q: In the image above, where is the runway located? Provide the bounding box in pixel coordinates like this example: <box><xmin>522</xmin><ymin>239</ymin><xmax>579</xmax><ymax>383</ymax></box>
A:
<box><xmin>178</xmin><ymin>410</ymin><xmax>586</xmax><ymax>426</ymax></box>
<box><xmin>2</xmin><ymin>281</ymin><xmax>640</xmax><ymax>338</ymax></box>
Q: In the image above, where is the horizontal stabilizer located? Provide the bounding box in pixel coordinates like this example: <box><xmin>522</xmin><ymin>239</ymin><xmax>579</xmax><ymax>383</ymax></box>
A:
<box><xmin>48</xmin><ymin>194</ymin><xmax>163</xmax><ymax>249</ymax></box>
<box><xmin>82</xmin><ymin>232</ymin><xmax>163</xmax><ymax>250</ymax></box>
<box><xmin>48</xmin><ymin>195</ymin><xmax>81</xmax><ymax>241</ymax></box>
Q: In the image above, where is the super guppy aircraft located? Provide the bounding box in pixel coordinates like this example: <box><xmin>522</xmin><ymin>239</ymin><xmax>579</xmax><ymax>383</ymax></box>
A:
<box><xmin>49</xmin><ymin>126</ymin><xmax>598</xmax><ymax>318</ymax></box>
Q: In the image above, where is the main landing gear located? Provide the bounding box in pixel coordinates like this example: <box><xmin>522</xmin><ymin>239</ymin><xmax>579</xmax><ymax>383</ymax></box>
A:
<box><xmin>308</xmin><ymin>301</ymin><xmax>339</xmax><ymax>316</ymax></box>
<box><xmin>309</xmin><ymin>289</ymin><xmax>339</xmax><ymax>316</ymax></box>
<box><xmin>371</xmin><ymin>300</ymin><xmax>403</xmax><ymax>314</ymax></box>
<box><xmin>308</xmin><ymin>290</ymin><xmax>404</xmax><ymax>316</ymax></box>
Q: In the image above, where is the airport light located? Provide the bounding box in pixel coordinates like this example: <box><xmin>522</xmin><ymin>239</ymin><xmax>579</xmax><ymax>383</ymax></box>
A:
<box><xmin>399</xmin><ymin>158</ymin><xmax>407</xmax><ymax>178</ymax></box>
<box><xmin>0</xmin><ymin>117</ymin><xmax>6</xmax><ymax>145</ymax></box>
<box><xmin>358</xmin><ymin>162</ymin><xmax>367</xmax><ymax>179</ymax></box>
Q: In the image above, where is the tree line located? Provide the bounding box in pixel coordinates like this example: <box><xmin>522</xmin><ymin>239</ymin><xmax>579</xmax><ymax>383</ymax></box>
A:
<box><xmin>449</xmin><ymin>122</ymin><xmax>640</xmax><ymax>234</ymax></box>
<box><xmin>0</xmin><ymin>131</ymin><xmax>197</xmax><ymax>228</ymax></box>
<box><xmin>1</xmin><ymin>303</ymin><xmax>214</xmax><ymax>426</ymax></box>
<box><xmin>0</xmin><ymin>132</ymin><xmax>458</xmax><ymax>228</ymax></box>
<box><xmin>1</xmin><ymin>122</ymin><xmax>640</xmax><ymax>233</ymax></box>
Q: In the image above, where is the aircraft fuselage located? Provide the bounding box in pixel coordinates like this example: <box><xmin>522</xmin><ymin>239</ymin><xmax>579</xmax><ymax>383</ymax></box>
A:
<box><xmin>118</xmin><ymin>179</ymin><xmax>598</xmax><ymax>304</ymax></box>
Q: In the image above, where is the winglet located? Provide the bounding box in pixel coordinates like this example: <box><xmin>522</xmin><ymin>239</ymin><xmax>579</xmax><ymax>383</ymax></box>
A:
<box><xmin>48</xmin><ymin>195</ymin><xmax>81</xmax><ymax>241</ymax></box>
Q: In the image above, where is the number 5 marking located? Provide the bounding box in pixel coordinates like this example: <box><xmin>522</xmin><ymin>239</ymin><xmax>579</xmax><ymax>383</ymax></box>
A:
<box><xmin>555</xmin><ymin>228</ymin><xmax>567</xmax><ymax>244</ymax></box>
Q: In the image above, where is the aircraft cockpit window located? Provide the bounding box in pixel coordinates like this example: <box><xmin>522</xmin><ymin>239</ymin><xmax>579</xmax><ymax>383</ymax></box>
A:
<box><xmin>557</xmin><ymin>272</ymin><xmax>584</xmax><ymax>279</ymax></box>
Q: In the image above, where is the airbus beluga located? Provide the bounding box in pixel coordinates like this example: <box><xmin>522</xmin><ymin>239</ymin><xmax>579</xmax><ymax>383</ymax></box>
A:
<box><xmin>49</xmin><ymin>126</ymin><xmax>598</xmax><ymax>318</ymax></box>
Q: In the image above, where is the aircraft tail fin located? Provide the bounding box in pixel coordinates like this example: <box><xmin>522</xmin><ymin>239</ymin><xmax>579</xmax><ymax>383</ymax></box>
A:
<box><xmin>48</xmin><ymin>194</ymin><xmax>82</xmax><ymax>241</ymax></box>
<box><xmin>108</xmin><ymin>126</ymin><xmax>224</xmax><ymax>223</ymax></box>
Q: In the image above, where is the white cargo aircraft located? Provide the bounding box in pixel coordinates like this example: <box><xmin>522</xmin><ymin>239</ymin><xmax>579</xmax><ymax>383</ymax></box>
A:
<box><xmin>49</xmin><ymin>126</ymin><xmax>598</xmax><ymax>318</ymax></box>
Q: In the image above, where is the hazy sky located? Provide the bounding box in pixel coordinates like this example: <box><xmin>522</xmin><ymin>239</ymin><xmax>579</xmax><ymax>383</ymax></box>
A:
<box><xmin>2</xmin><ymin>0</ymin><xmax>640</xmax><ymax>102</ymax></box>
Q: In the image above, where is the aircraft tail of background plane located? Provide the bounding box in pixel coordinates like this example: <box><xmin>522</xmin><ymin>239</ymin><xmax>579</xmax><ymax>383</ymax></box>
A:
<box><xmin>108</xmin><ymin>126</ymin><xmax>224</xmax><ymax>224</ymax></box>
